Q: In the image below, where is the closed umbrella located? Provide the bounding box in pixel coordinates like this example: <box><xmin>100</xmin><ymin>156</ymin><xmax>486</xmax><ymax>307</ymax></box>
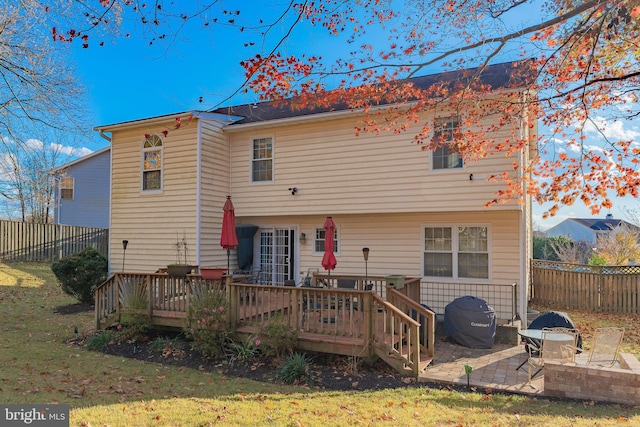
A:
<box><xmin>321</xmin><ymin>216</ymin><xmax>337</xmax><ymax>283</ymax></box>
<box><xmin>220</xmin><ymin>196</ymin><xmax>238</xmax><ymax>272</ymax></box>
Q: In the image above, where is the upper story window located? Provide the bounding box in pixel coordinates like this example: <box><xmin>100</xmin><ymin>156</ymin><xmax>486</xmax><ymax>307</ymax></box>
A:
<box><xmin>251</xmin><ymin>137</ymin><xmax>273</xmax><ymax>182</ymax></box>
<box><xmin>432</xmin><ymin>116</ymin><xmax>463</xmax><ymax>170</ymax></box>
<box><xmin>60</xmin><ymin>177</ymin><xmax>74</xmax><ymax>200</ymax></box>
<box><xmin>424</xmin><ymin>225</ymin><xmax>489</xmax><ymax>279</ymax></box>
<box><xmin>314</xmin><ymin>227</ymin><xmax>339</xmax><ymax>254</ymax></box>
<box><xmin>142</xmin><ymin>134</ymin><xmax>163</xmax><ymax>191</ymax></box>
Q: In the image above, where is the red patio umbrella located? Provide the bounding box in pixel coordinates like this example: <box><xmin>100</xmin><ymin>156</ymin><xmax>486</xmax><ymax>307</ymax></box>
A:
<box><xmin>321</xmin><ymin>216</ymin><xmax>337</xmax><ymax>283</ymax></box>
<box><xmin>220</xmin><ymin>195</ymin><xmax>238</xmax><ymax>272</ymax></box>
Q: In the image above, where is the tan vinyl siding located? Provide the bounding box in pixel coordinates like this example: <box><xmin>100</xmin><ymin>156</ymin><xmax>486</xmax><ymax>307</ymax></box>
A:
<box><xmin>109</xmin><ymin>123</ymin><xmax>200</xmax><ymax>272</ymax></box>
<box><xmin>228</xmin><ymin>113</ymin><xmax>525</xmax><ymax>216</ymax></box>
<box><xmin>198</xmin><ymin>119</ymin><xmax>232</xmax><ymax>269</ymax></box>
<box><xmin>239</xmin><ymin>210</ymin><xmax>521</xmax><ymax>286</ymax></box>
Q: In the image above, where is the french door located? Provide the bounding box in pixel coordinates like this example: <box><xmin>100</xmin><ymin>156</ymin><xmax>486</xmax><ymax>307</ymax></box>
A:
<box><xmin>259</xmin><ymin>227</ymin><xmax>296</xmax><ymax>286</ymax></box>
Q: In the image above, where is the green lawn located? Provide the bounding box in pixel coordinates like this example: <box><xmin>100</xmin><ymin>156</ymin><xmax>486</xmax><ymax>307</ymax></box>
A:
<box><xmin>1</xmin><ymin>261</ymin><xmax>638</xmax><ymax>426</ymax></box>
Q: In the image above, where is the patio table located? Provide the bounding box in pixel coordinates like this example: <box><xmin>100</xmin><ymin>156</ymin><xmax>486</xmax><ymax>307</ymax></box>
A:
<box><xmin>516</xmin><ymin>329</ymin><xmax>577</xmax><ymax>371</ymax></box>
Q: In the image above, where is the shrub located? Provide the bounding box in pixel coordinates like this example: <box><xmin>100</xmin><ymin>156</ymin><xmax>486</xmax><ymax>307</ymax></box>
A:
<box><xmin>85</xmin><ymin>331</ymin><xmax>115</xmax><ymax>351</ymax></box>
<box><xmin>185</xmin><ymin>289</ymin><xmax>230</xmax><ymax>357</ymax></box>
<box><xmin>51</xmin><ymin>247</ymin><xmax>108</xmax><ymax>304</ymax></box>
<box><xmin>115</xmin><ymin>313</ymin><xmax>152</xmax><ymax>343</ymax></box>
<box><xmin>277</xmin><ymin>352</ymin><xmax>312</xmax><ymax>384</ymax></box>
<box><xmin>258</xmin><ymin>316</ymin><xmax>300</xmax><ymax>360</ymax></box>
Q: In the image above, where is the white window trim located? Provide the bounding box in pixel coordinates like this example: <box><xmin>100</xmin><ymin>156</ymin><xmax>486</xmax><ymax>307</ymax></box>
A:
<box><xmin>141</xmin><ymin>134</ymin><xmax>163</xmax><ymax>194</ymax></box>
<box><xmin>250</xmin><ymin>135</ymin><xmax>274</xmax><ymax>183</ymax></box>
<box><xmin>431</xmin><ymin>116</ymin><xmax>465</xmax><ymax>172</ymax></box>
<box><xmin>422</xmin><ymin>223</ymin><xmax>491</xmax><ymax>282</ymax></box>
<box><xmin>312</xmin><ymin>226</ymin><xmax>340</xmax><ymax>256</ymax></box>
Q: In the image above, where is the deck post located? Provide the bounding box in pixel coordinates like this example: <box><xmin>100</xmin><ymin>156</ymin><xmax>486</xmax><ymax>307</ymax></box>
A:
<box><xmin>291</xmin><ymin>288</ymin><xmax>300</xmax><ymax>329</ymax></box>
<box><xmin>363</xmin><ymin>291</ymin><xmax>374</xmax><ymax>357</ymax></box>
<box><xmin>115</xmin><ymin>273</ymin><xmax>121</xmax><ymax>324</ymax></box>
<box><xmin>226</xmin><ymin>276</ymin><xmax>236</xmax><ymax>330</ymax></box>
<box><xmin>147</xmin><ymin>274</ymin><xmax>153</xmax><ymax>320</ymax></box>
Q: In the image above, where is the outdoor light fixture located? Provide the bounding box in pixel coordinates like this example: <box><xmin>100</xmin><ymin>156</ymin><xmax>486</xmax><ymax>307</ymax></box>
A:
<box><xmin>299</xmin><ymin>232</ymin><xmax>306</xmax><ymax>243</ymax></box>
<box><xmin>362</xmin><ymin>247</ymin><xmax>370</xmax><ymax>288</ymax></box>
<box><xmin>288</xmin><ymin>187</ymin><xmax>298</xmax><ymax>195</ymax></box>
<box><xmin>122</xmin><ymin>240</ymin><xmax>129</xmax><ymax>272</ymax></box>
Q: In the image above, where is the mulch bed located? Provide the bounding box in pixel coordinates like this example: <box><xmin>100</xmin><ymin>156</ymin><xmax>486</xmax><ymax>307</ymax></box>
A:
<box><xmin>56</xmin><ymin>303</ymin><xmax>472</xmax><ymax>393</ymax></box>
<box><xmin>97</xmin><ymin>332</ymin><xmax>419</xmax><ymax>391</ymax></box>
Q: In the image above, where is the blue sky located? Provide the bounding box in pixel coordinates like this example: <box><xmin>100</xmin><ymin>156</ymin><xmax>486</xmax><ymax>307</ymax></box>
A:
<box><xmin>64</xmin><ymin>3</ymin><xmax>640</xmax><ymax>230</ymax></box>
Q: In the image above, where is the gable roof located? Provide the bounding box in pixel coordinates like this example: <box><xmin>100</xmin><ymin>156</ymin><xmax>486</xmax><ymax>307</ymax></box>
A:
<box><xmin>566</xmin><ymin>218</ymin><xmax>639</xmax><ymax>232</ymax></box>
<box><xmin>50</xmin><ymin>146</ymin><xmax>111</xmax><ymax>175</ymax></box>
<box><xmin>210</xmin><ymin>60</ymin><xmax>534</xmax><ymax>125</ymax></box>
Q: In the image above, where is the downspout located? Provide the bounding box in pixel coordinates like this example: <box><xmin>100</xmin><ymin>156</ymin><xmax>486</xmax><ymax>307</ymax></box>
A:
<box><xmin>98</xmin><ymin>129</ymin><xmax>113</xmax><ymax>273</ymax></box>
<box><xmin>519</xmin><ymin>91</ymin><xmax>533</xmax><ymax>324</ymax></box>
<box><xmin>196</xmin><ymin>121</ymin><xmax>202</xmax><ymax>267</ymax></box>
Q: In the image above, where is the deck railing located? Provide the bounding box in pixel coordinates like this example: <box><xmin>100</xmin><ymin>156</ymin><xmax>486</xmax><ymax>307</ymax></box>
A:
<box><xmin>386</xmin><ymin>287</ymin><xmax>436</xmax><ymax>357</ymax></box>
<box><xmin>421</xmin><ymin>281</ymin><xmax>518</xmax><ymax>321</ymax></box>
<box><xmin>95</xmin><ymin>273</ymin><xmax>224</xmax><ymax>329</ymax></box>
<box><xmin>95</xmin><ymin>273</ymin><xmax>432</xmax><ymax>376</ymax></box>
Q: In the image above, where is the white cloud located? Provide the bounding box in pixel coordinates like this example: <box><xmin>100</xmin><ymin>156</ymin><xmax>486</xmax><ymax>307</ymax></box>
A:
<box><xmin>24</xmin><ymin>138</ymin><xmax>44</xmax><ymax>150</ymax></box>
<box><xmin>50</xmin><ymin>143</ymin><xmax>93</xmax><ymax>158</ymax></box>
<box><xmin>583</xmin><ymin>116</ymin><xmax>640</xmax><ymax>141</ymax></box>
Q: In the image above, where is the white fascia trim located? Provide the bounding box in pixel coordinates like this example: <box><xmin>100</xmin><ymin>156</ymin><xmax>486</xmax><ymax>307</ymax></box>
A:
<box><xmin>94</xmin><ymin>111</ymin><xmax>243</xmax><ymax>132</ymax></box>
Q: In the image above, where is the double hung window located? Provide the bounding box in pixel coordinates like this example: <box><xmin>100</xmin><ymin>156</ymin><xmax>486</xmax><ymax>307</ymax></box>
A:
<box><xmin>424</xmin><ymin>225</ymin><xmax>488</xmax><ymax>279</ymax></box>
<box><xmin>251</xmin><ymin>137</ymin><xmax>273</xmax><ymax>182</ymax></box>
<box><xmin>432</xmin><ymin>116</ymin><xmax>463</xmax><ymax>170</ymax></box>
<box><xmin>60</xmin><ymin>177</ymin><xmax>74</xmax><ymax>200</ymax></box>
<box><xmin>314</xmin><ymin>227</ymin><xmax>339</xmax><ymax>254</ymax></box>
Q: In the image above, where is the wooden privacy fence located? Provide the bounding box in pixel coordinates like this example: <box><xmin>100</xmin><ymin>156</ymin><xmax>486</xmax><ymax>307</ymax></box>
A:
<box><xmin>0</xmin><ymin>220</ymin><xmax>109</xmax><ymax>262</ymax></box>
<box><xmin>531</xmin><ymin>259</ymin><xmax>640</xmax><ymax>314</ymax></box>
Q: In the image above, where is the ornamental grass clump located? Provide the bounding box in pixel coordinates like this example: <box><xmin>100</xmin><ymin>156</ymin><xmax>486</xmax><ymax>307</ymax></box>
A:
<box><xmin>225</xmin><ymin>335</ymin><xmax>261</xmax><ymax>366</ymax></box>
<box><xmin>185</xmin><ymin>289</ymin><xmax>230</xmax><ymax>357</ymax></box>
<box><xmin>277</xmin><ymin>352</ymin><xmax>312</xmax><ymax>384</ymax></box>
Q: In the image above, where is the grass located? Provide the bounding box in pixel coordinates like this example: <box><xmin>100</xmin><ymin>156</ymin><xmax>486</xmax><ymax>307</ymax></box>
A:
<box><xmin>1</xmin><ymin>261</ymin><xmax>639</xmax><ymax>426</ymax></box>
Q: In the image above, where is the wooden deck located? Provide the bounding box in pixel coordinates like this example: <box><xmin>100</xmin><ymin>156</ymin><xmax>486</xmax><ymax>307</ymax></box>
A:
<box><xmin>95</xmin><ymin>273</ymin><xmax>435</xmax><ymax>376</ymax></box>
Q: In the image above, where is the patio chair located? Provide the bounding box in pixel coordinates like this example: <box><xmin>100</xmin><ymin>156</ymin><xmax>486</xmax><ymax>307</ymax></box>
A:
<box><xmin>528</xmin><ymin>327</ymin><xmax>579</xmax><ymax>384</ymax></box>
<box><xmin>336</xmin><ymin>278</ymin><xmax>356</xmax><ymax>311</ymax></box>
<box><xmin>576</xmin><ymin>327</ymin><xmax>624</xmax><ymax>368</ymax></box>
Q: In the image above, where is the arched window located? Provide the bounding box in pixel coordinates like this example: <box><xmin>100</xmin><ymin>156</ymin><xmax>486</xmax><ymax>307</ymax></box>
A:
<box><xmin>142</xmin><ymin>134</ymin><xmax>163</xmax><ymax>191</ymax></box>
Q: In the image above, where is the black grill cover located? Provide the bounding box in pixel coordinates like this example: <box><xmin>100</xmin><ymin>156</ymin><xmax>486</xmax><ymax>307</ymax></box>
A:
<box><xmin>528</xmin><ymin>310</ymin><xmax>582</xmax><ymax>349</ymax></box>
<box><xmin>236</xmin><ymin>224</ymin><xmax>258</xmax><ymax>271</ymax></box>
<box><xmin>444</xmin><ymin>296</ymin><xmax>496</xmax><ymax>349</ymax></box>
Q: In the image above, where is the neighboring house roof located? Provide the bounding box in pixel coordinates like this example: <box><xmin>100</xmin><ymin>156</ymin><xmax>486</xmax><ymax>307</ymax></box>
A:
<box><xmin>570</xmin><ymin>218</ymin><xmax>638</xmax><ymax>232</ymax></box>
<box><xmin>210</xmin><ymin>60</ymin><xmax>534</xmax><ymax>125</ymax></box>
<box><xmin>547</xmin><ymin>217</ymin><xmax>640</xmax><ymax>238</ymax></box>
<box><xmin>50</xmin><ymin>146</ymin><xmax>111</xmax><ymax>174</ymax></box>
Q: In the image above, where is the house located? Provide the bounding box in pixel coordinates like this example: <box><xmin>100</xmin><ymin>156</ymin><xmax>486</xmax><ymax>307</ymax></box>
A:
<box><xmin>546</xmin><ymin>215</ymin><xmax>640</xmax><ymax>244</ymax></box>
<box><xmin>50</xmin><ymin>147</ymin><xmax>111</xmax><ymax>228</ymax></box>
<box><xmin>94</xmin><ymin>61</ymin><xmax>535</xmax><ymax>321</ymax></box>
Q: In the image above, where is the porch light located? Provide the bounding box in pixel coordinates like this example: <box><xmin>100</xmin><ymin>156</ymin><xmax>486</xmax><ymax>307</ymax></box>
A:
<box><xmin>299</xmin><ymin>232</ymin><xmax>306</xmax><ymax>243</ymax></box>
